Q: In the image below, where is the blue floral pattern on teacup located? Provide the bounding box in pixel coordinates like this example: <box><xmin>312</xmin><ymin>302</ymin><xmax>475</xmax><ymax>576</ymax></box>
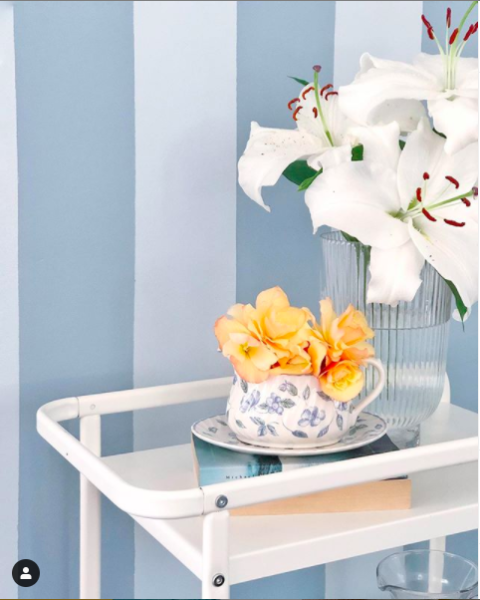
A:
<box><xmin>227</xmin><ymin>370</ymin><xmax>385</xmax><ymax>449</ymax></box>
<box><xmin>240</xmin><ymin>390</ymin><xmax>261</xmax><ymax>413</ymax></box>
<box><xmin>298</xmin><ymin>407</ymin><xmax>326</xmax><ymax>427</ymax></box>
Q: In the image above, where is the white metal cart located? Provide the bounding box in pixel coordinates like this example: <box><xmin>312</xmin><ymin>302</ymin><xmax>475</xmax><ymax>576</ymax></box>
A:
<box><xmin>37</xmin><ymin>376</ymin><xmax>478</xmax><ymax>600</ymax></box>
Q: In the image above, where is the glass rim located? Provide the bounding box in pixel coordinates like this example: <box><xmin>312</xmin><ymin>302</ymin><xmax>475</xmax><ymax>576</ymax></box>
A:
<box><xmin>319</xmin><ymin>229</ymin><xmax>362</xmax><ymax>244</ymax></box>
<box><xmin>377</xmin><ymin>550</ymin><xmax>479</xmax><ymax>595</ymax></box>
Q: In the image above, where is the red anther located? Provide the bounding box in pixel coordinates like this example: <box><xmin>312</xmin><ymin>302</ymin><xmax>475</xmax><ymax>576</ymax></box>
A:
<box><xmin>416</xmin><ymin>188</ymin><xmax>423</xmax><ymax>202</ymax></box>
<box><xmin>464</xmin><ymin>24</ymin><xmax>475</xmax><ymax>41</ymax></box>
<box><xmin>320</xmin><ymin>84</ymin><xmax>333</xmax><ymax>97</ymax></box>
<box><xmin>427</xmin><ymin>27</ymin><xmax>435</xmax><ymax>40</ymax></box>
<box><xmin>422</xmin><ymin>15</ymin><xmax>433</xmax><ymax>29</ymax></box>
<box><xmin>446</xmin><ymin>8</ymin><xmax>452</xmax><ymax>28</ymax></box>
<box><xmin>325</xmin><ymin>91</ymin><xmax>339</xmax><ymax>101</ymax></box>
<box><xmin>423</xmin><ymin>172</ymin><xmax>430</xmax><ymax>180</ymax></box>
<box><xmin>288</xmin><ymin>97</ymin><xmax>300</xmax><ymax>110</ymax></box>
<box><xmin>312</xmin><ymin>107</ymin><xmax>318</xmax><ymax>118</ymax></box>
<box><xmin>445</xmin><ymin>175</ymin><xmax>460</xmax><ymax>188</ymax></box>
<box><xmin>473</xmin><ymin>186</ymin><xmax>478</xmax><ymax>197</ymax></box>
<box><xmin>444</xmin><ymin>218</ymin><xmax>466</xmax><ymax>227</ymax></box>
<box><xmin>449</xmin><ymin>28</ymin><xmax>459</xmax><ymax>44</ymax></box>
<box><xmin>313</xmin><ymin>65</ymin><xmax>322</xmax><ymax>73</ymax></box>
<box><xmin>292</xmin><ymin>106</ymin><xmax>303</xmax><ymax>121</ymax></box>
<box><xmin>302</xmin><ymin>86</ymin><xmax>315</xmax><ymax>100</ymax></box>
<box><xmin>474</xmin><ymin>22</ymin><xmax>479</xmax><ymax>33</ymax></box>
<box><xmin>422</xmin><ymin>208</ymin><xmax>437</xmax><ymax>222</ymax></box>
<box><xmin>462</xmin><ymin>198</ymin><xmax>472</xmax><ymax>207</ymax></box>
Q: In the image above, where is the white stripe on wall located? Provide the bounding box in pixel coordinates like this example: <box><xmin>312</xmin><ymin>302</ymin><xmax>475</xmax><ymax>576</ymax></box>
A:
<box><xmin>0</xmin><ymin>2</ymin><xmax>19</xmax><ymax>597</ymax></box>
<box><xmin>327</xmin><ymin>1</ymin><xmax>423</xmax><ymax>598</ymax></box>
<box><xmin>133</xmin><ymin>1</ymin><xmax>237</xmax><ymax>597</ymax></box>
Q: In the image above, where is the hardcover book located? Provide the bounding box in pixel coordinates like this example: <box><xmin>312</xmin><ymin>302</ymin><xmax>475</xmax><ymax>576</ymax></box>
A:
<box><xmin>192</xmin><ymin>434</ymin><xmax>411</xmax><ymax>516</ymax></box>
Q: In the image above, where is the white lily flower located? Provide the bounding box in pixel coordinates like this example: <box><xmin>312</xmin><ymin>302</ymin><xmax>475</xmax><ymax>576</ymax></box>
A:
<box><xmin>238</xmin><ymin>67</ymin><xmax>354</xmax><ymax>211</ymax></box>
<box><xmin>339</xmin><ymin>4</ymin><xmax>479</xmax><ymax>154</ymax></box>
<box><xmin>306</xmin><ymin>118</ymin><xmax>478</xmax><ymax>308</ymax></box>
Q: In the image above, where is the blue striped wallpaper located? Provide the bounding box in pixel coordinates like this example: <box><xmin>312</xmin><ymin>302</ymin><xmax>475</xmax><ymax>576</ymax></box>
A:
<box><xmin>0</xmin><ymin>1</ymin><xmax>477</xmax><ymax>599</ymax></box>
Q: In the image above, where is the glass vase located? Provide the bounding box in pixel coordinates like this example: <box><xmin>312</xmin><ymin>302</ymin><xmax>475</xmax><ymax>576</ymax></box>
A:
<box><xmin>320</xmin><ymin>230</ymin><xmax>452</xmax><ymax>448</ymax></box>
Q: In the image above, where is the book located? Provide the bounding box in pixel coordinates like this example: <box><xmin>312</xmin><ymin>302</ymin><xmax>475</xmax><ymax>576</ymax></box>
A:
<box><xmin>191</xmin><ymin>434</ymin><xmax>411</xmax><ymax>516</ymax></box>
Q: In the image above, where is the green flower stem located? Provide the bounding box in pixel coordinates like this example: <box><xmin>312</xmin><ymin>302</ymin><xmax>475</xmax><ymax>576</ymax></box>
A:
<box><xmin>449</xmin><ymin>0</ymin><xmax>478</xmax><ymax>86</ymax></box>
<box><xmin>313</xmin><ymin>70</ymin><xmax>335</xmax><ymax>147</ymax></box>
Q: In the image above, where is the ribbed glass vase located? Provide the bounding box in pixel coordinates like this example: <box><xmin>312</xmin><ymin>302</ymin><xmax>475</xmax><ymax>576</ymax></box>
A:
<box><xmin>321</xmin><ymin>230</ymin><xmax>452</xmax><ymax>447</ymax></box>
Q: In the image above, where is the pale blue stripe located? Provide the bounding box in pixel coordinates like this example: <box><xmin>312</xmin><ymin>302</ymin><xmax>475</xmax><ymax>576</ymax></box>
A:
<box><xmin>237</xmin><ymin>1</ymin><xmax>336</xmax><ymax>316</ymax></box>
<box><xmin>0</xmin><ymin>2</ymin><xmax>19</xmax><ymax>598</ymax></box>
<box><xmin>237</xmin><ymin>1</ymin><xmax>337</xmax><ymax>597</ymax></box>
<box><xmin>132</xmin><ymin>1</ymin><xmax>237</xmax><ymax>598</ymax></box>
<box><xmin>15</xmin><ymin>2</ymin><xmax>135</xmax><ymax>598</ymax></box>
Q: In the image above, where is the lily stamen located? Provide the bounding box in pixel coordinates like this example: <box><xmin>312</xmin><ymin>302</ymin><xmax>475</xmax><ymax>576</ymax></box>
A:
<box><xmin>462</xmin><ymin>198</ymin><xmax>472</xmax><ymax>207</ymax></box>
<box><xmin>416</xmin><ymin>187</ymin><xmax>423</xmax><ymax>202</ymax></box>
<box><xmin>288</xmin><ymin>98</ymin><xmax>300</xmax><ymax>110</ymax></box>
<box><xmin>302</xmin><ymin>86</ymin><xmax>315</xmax><ymax>100</ymax></box>
<box><xmin>320</xmin><ymin>84</ymin><xmax>333</xmax><ymax>97</ymax></box>
<box><xmin>449</xmin><ymin>28</ymin><xmax>459</xmax><ymax>45</ymax></box>
<box><xmin>422</xmin><ymin>208</ymin><xmax>437</xmax><ymax>221</ymax></box>
<box><xmin>446</xmin><ymin>175</ymin><xmax>460</xmax><ymax>188</ymax></box>
<box><xmin>292</xmin><ymin>106</ymin><xmax>303</xmax><ymax>121</ymax></box>
<box><xmin>325</xmin><ymin>91</ymin><xmax>339</xmax><ymax>101</ymax></box>
<box><xmin>444</xmin><ymin>218</ymin><xmax>466</xmax><ymax>227</ymax></box>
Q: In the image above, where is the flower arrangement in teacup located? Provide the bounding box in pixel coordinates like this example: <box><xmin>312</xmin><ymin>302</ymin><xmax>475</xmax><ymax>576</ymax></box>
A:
<box><xmin>238</xmin><ymin>2</ymin><xmax>479</xmax><ymax>322</ymax></box>
<box><xmin>215</xmin><ymin>287</ymin><xmax>385</xmax><ymax>449</ymax></box>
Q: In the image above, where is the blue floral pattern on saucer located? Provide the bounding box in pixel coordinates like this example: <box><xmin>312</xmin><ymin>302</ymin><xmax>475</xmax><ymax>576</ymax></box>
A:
<box><xmin>192</xmin><ymin>412</ymin><xmax>388</xmax><ymax>457</ymax></box>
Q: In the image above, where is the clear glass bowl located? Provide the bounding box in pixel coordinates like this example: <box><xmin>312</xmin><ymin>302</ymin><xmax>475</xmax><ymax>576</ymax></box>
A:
<box><xmin>321</xmin><ymin>231</ymin><xmax>452</xmax><ymax>447</ymax></box>
<box><xmin>377</xmin><ymin>550</ymin><xmax>478</xmax><ymax>599</ymax></box>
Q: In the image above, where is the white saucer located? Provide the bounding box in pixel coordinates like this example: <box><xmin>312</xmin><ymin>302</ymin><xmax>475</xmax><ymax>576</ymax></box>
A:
<box><xmin>191</xmin><ymin>412</ymin><xmax>388</xmax><ymax>457</ymax></box>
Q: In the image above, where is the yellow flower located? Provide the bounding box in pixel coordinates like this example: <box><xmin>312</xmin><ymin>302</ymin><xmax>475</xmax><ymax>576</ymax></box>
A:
<box><xmin>253</xmin><ymin>287</ymin><xmax>313</xmax><ymax>358</ymax></box>
<box><xmin>319</xmin><ymin>360</ymin><xmax>365</xmax><ymax>402</ymax></box>
<box><xmin>312</xmin><ymin>298</ymin><xmax>375</xmax><ymax>365</ymax></box>
<box><xmin>214</xmin><ymin>316</ymin><xmax>278</xmax><ymax>383</ymax></box>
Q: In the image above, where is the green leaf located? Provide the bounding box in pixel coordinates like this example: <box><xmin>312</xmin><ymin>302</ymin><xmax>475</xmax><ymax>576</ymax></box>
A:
<box><xmin>298</xmin><ymin>169</ymin><xmax>323</xmax><ymax>191</ymax></box>
<box><xmin>351</xmin><ymin>144</ymin><xmax>364</xmax><ymax>162</ymax></box>
<box><xmin>342</xmin><ymin>232</ymin><xmax>359</xmax><ymax>243</ymax></box>
<box><xmin>444</xmin><ymin>279</ymin><xmax>468</xmax><ymax>326</ymax></box>
<box><xmin>399</xmin><ymin>139</ymin><xmax>406</xmax><ymax>150</ymax></box>
<box><xmin>288</xmin><ymin>76</ymin><xmax>309</xmax><ymax>86</ymax></box>
<box><xmin>283</xmin><ymin>160</ymin><xmax>316</xmax><ymax>186</ymax></box>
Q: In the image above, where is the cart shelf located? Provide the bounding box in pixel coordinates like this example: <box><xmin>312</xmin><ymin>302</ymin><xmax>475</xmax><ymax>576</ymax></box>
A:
<box><xmin>37</xmin><ymin>377</ymin><xmax>478</xmax><ymax>599</ymax></box>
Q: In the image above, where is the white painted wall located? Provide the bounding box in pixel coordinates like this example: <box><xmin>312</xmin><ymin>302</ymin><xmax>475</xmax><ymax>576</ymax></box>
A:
<box><xmin>0</xmin><ymin>2</ymin><xmax>19</xmax><ymax>597</ymax></box>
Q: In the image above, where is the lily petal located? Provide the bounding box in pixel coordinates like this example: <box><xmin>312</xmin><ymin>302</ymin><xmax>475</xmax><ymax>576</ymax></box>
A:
<box><xmin>397</xmin><ymin>118</ymin><xmax>445</xmax><ymax>210</ymax></box>
<box><xmin>453</xmin><ymin>57</ymin><xmax>479</xmax><ymax>96</ymax></box>
<box><xmin>305</xmin><ymin>162</ymin><xmax>409</xmax><ymax>248</ymax></box>
<box><xmin>339</xmin><ymin>53</ymin><xmax>438</xmax><ymax>129</ymax></box>
<box><xmin>428</xmin><ymin>97</ymin><xmax>479</xmax><ymax>155</ymax></box>
<box><xmin>238</xmin><ymin>121</ymin><xmax>325</xmax><ymax>210</ymax></box>
<box><xmin>408</xmin><ymin>215</ymin><xmax>478</xmax><ymax>309</ymax></box>
<box><xmin>368</xmin><ymin>241</ymin><xmax>425</xmax><ymax>306</ymax></box>
<box><xmin>347</xmin><ymin>122</ymin><xmax>401</xmax><ymax>171</ymax></box>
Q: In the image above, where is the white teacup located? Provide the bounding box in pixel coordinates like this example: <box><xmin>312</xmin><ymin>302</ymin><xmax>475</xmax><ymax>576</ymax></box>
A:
<box><xmin>227</xmin><ymin>358</ymin><xmax>385</xmax><ymax>449</ymax></box>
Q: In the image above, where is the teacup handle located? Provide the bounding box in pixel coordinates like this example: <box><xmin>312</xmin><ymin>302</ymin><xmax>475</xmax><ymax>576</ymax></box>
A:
<box><xmin>352</xmin><ymin>358</ymin><xmax>386</xmax><ymax>418</ymax></box>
